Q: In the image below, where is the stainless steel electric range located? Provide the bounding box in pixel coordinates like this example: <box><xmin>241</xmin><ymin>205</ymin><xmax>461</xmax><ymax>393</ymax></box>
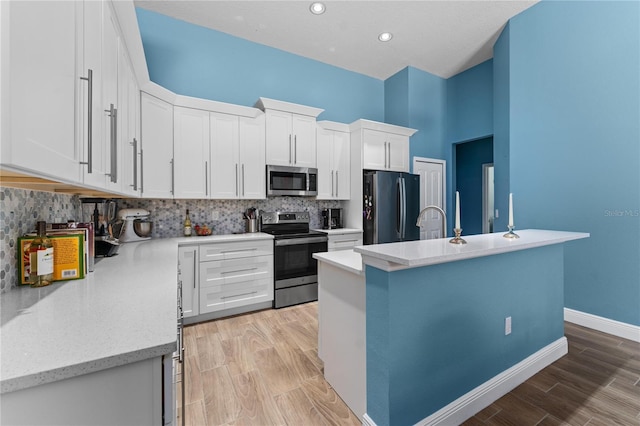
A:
<box><xmin>260</xmin><ymin>211</ymin><xmax>328</xmax><ymax>308</ymax></box>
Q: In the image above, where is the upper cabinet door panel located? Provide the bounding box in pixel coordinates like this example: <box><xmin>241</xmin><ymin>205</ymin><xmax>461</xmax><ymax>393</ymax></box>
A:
<box><xmin>210</xmin><ymin>112</ymin><xmax>240</xmax><ymax>199</ymax></box>
<box><xmin>238</xmin><ymin>114</ymin><xmax>266</xmax><ymax>199</ymax></box>
<box><xmin>333</xmin><ymin>130</ymin><xmax>351</xmax><ymax>199</ymax></box>
<box><xmin>141</xmin><ymin>93</ymin><xmax>174</xmax><ymax>199</ymax></box>
<box><xmin>174</xmin><ymin>106</ymin><xmax>210</xmax><ymax>199</ymax></box>
<box><xmin>315</xmin><ymin>127</ymin><xmax>334</xmax><ymax>199</ymax></box>
<box><xmin>291</xmin><ymin>115</ymin><xmax>316</xmax><ymax>168</ymax></box>
<box><xmin>4</xmin><ymin>1</ymin><xmax>81</xmax><ymax>183</ymax></box>
<box><xmin>264</xmin><ymin>110</ymin><xmax>292</xmax><ymax>166</ymax></box>
<box><xmin>362</xmin><ymin>129</ymin><xmax>387</xmax><ymax>170</ymax></box>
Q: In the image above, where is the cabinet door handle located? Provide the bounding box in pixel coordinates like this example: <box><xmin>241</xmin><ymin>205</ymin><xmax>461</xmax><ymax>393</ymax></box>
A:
<box><xmin>294</xmin><ymin>135</ymin><xmax>297</xmax><ymax>164</ymax></box>
<box><xmin>235</xmin><ymin>164</ymin><xmax>239</xmax><ymax>196</ymax></box>
<box><xmin>205</xmin><ymin>161</ymin><xmax>208</xmax><ymax>196</ymax></box>
<box><xmin>387</xmin><ymin>141</ymin><xmax>391</xmax><ymax>169</ymax></box>
<box><xmin>241</xmin><ymin>164</ymin><xmax>245</xmax><ymax>196</ymax></box>
<box><xmin>289</xmin><ymin>134</ymin><xmax>292</xmax><ymax>164</ymax></box>
<box><xmin>331</xmin><ymin>170</ymin><xmax>334</xmax><ymax>197</ymax></box>
<box><xmin>105</xmin><ymin>105</ymin><xmax>118</xmax><ymax>183</ymax></box>
<box><xmin>140</xmin><ymin>149</ymin><xmax>144</xmax><ymax>194</ymax></box>
<box><xmin>130</xmin><ymin>138</ymin><xmax>138</xmax><ymax>191</ymax></box>
<box><xmin>170</xmin><ymin>159</ymin><xmax>175</xmax><ymax>195</ymax></box>
<box><xmin>79</xmin><ymin>69</ymin><xmax>93</xmax><ymax>173</ymax></box>
<box><xmin>193</xmin><ymin>251</ymin><xmax>197</xmax><ymax>289</ymax></box>
<box><xmin>384</xmin><ymin>142</ymin><xmax>388</xmax><ymax>168</ymax></box>
<box><xmin>336</xmin><ymin>170</ymin><xmax>339</xmax><ymax>197</ymax></box>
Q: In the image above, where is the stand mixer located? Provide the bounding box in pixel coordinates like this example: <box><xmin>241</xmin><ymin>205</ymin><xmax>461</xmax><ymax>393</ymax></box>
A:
<box><xmin>117</xmin><ymin>209</ymin><xmax>153</xmax><ymax>242</ymax></box>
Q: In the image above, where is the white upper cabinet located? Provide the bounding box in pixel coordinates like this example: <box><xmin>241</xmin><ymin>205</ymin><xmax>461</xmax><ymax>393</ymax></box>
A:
<box><xmin>237</xmin><ymin>115</ymin><xmax>266</xmax><ymax>199</ymax></box>
<box><xmin>362</xmin><ymin>129</ymin><xmax>410</xmax><ymax>172</ymax></box>
<box><xmin>350</xmin><ymin>120</ymin><xmax>416</xmax><ymax>173</ymax></box>
<box><xmin>1</xmin><ymin>1</ymin><xmax>81</xmax><ymax>183</ymax></box>
<box><xmin>210</xmin><ymin>112</ymin><xmax>266</xmax><ymax>199</ymax></box>
<box><xmin>255</xmin><ymin>98</ymin><xmax>323</xmax><ymax>168</ymax></box>
<box><xmin>174</xmin><ymin>106</ymin><xmax>210</xmax><ymax>199</ymax></box>
<box><xmin>118</xmin><ymin>44</ymin><xmax>141</xmax><ymax>196</ymax></box>
<box><xmin>141</xmin><ymin>92</ymin><xmax>174</xmax><ymax>198</ymax></box>
<box><xmin>316</xmin><ymin>121</ymin><xmax>351</xmax><ymax>200</ymax></box>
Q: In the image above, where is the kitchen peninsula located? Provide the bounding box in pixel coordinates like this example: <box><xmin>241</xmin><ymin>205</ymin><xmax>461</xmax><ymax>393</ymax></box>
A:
<box><xmin>314</xmin><ymin>229</ymin><xmax>589</xmax><ymax>426</ymax></box>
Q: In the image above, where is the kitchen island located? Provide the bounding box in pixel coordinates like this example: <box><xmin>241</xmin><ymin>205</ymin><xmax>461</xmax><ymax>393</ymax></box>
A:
<box><xmin>315</xmin><ymin>229</ymin><xmax>588</xmax><ymax>426</ymax></box>
<box><xmin>0</xmin><ymin>232</ymin><xmax>272</xmax><ymax>425</ymax></box>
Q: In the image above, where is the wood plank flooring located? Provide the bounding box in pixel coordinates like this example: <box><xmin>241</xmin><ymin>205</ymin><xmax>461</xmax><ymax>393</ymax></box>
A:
<box><xmin>180</xmin><ymin>303</ymin><xmax>640</xmax><ymax>426</ymax></box>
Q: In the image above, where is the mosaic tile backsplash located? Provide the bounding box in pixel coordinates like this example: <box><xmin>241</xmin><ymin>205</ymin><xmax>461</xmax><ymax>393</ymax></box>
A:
<box><xmin>118</xmin><ymin>197</ymin><xmax>343</xmax><ymax>238</ymax></box>
<box><xmin>1</xmin><ymin>187</ymin><xmax>342</xmax><ymax>292</ymax></box>
<box><xmin>0</xmin><ymin>187</ymin><xmax>81</xmax><ymax>293</ymax></box>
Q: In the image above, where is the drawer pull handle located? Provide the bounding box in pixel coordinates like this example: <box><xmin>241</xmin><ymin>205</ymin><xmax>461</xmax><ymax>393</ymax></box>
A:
<box><xmin>221</xmin><ymin>291</ymin><xmax>257</xmax><ymax>300</ymax></box>
<box><xmin>221</xmin><ymin>267</ymin><xmax>259</xmax><ymax>275</ymax></box>
<box><xmin>219</xmin><ymin>248</ymin><xmax>258</xmax><ymax>254</ymax></box>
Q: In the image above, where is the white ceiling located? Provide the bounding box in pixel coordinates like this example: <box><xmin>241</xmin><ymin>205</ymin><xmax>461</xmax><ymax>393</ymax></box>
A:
<box><xmin>134</xmin><ymin>0</ymin><xmax>538</xmax><ymax>80</ymax></box>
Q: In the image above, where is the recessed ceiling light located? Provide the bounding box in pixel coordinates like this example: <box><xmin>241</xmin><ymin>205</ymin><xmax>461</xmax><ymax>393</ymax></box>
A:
<box><xmin>378</xmin><ymin>32</ymin><xmax>393</xmax><ymax>42</ymax></box>
<box><xmin>309</xmin><ymin>2</ymin><xmax>326</xmax><ymax>15</ymax></box>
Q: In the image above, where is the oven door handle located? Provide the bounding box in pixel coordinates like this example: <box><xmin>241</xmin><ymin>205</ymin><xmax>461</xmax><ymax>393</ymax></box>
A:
<box><xmin>275</xmin><ymin>236</ymin><xmax>328</xmax><ymax>246</ymax></box>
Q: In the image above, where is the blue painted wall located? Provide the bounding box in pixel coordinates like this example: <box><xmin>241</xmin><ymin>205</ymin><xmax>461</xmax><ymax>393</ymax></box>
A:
<box><xmin>135</xmin><ymin>8</ymin><xmax>384</xmax><ymax>123</ymax></box>
<box><xmin>447</xmin><ymin>59</ymin><xmax>493</xmax><ymax>144</ymax></box>
<box><xmin>493</xmin><ymin>24</ymin><xmax>511</xmax><ymax>233</ymax></box>
<box><xmin>455</xmin><ymin>137</ymin><xmax>494</xmax><ymax>235</ymax></box>
<box><xmin>497</xmin><ymin>1</ymin><xmax>640</xmax><ymax>325</ymax></box>
<box><xmin>366</xmin><ymin>245</ymin><xmax>565</xmax><ymax>425</ymax></box>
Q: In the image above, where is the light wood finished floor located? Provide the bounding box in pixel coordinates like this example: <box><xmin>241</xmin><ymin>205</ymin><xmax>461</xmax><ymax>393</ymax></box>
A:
<box><xmin>180</xmin><ymin>303</ymin><xmax>640</xmax><ymax>426</ymax></box>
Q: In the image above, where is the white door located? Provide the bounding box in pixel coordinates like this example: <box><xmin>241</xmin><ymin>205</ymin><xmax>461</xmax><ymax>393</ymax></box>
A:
<box><xmin>333</xmin><ymin>130</ymin><xmax>350</xmax><ymax>199</ymax></box>
<box><xmin>315</xmin><ymin>127</ymin><xmax>334</xmax><ymax>199</ymax></box>
<box><xmin>362</xmin><ymin>129</ymin><xmax>387</xmax><ymax>170</ymax></box>
<box><xmin>414</xmin><ymin>158</ymin><xmax>446</xmax><ymax>239</ymax></box>
<box><xmin>265</xmin><ymin>109</ymin><xmax>292</xmax><ymax>166</ymax></box>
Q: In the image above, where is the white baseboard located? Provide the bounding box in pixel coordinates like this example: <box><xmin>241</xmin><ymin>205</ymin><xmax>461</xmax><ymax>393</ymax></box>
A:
<box><xmin>564</xmin><ymin>308</ymin><xmax>640</xmax><ymax>343</ymax></box>
<box><xmin>361</xmin><ymin>338</ymin><xmax>567</xmax><ymax>426</ymax></box>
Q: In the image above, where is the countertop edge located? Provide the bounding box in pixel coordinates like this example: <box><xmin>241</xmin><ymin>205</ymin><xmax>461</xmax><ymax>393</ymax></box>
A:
<box><xmin>355</xmin><ymin>230</ymin><xmax>590</xmax><ymax>271</ymax></box>
<box><xmin>314</xmin><ymin>250</ymin><xmax>364</xmax><ymax>275</ymax></box>
<box><xmin>0</xmin><ymin>341</ymin><xmax>176</xmax><ymax>394</ymax></box>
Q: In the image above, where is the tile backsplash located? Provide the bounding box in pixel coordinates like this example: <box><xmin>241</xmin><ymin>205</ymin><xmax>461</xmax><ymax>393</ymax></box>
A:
<box><xmin>118</xmin><ymin>197</ymin><xmax>343</xmax><ymax>238</ymax></box>
<box><xmin>1</xmin><ymin>187</ymin><xmax>342</xmax><ymax>292</ymax></box>
<box><xmin>0</xmin><ymin>187</ymin><xmax>81</xmax><ymax>293</ymax></box>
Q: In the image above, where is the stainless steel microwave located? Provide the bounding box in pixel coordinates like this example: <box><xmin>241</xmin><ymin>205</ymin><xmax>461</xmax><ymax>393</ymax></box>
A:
<box><xmin>266</xmin><ymin>165</ymin><xmax>318</xmax><ymax>197</ymax></box>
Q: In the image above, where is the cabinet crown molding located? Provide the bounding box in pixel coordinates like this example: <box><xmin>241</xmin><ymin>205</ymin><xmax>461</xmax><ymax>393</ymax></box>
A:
<box><xmin>317</xmin><ymin>120</ymin><xmax>350</xmax><ymax>132</ymax></box>
<box><xmin>255</xmin><ymin>97</ymin><xmax>324</xmax><ymax>118</ymax></box>
<box><xmin>349</xmin><ymin>119</ymin><xmax>417</xmax><ymax>136</ymax></box>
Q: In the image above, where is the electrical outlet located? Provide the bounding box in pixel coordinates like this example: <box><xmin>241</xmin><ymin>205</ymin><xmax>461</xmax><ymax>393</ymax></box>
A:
<box><xmin>505</xmin><ymin>316</ymin><xmax>512</xmax><ymax>335</ymax></box>
<box><xmin>495</xmin><ymin>209</ymin><xmax>499</xmax><ymax>219</ymax></box>
<box><xmin>211</xmin><ymin>211</ymin><xmax>219</xmax><ymax>221</ymax></box>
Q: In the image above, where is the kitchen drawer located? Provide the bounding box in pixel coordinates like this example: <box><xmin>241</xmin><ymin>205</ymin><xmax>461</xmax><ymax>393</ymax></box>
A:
<box><xmin>199</xmin><ymin>240</ymin><xmax>273</xmax><ymax>262</ymax></box>
<box><xmin>199</xmin><ymin>255</ymin><xmax>273</xmax><ymax>288</ymax></box>
<box><xmin>200</xmin><ymin>277</ymin><xmax>272</xmax><ymax>314</ymax></box>
<box><xmin>327</xmin><ymin>233</ymin><xmax>363</xmax><ymax>252</ymax></box>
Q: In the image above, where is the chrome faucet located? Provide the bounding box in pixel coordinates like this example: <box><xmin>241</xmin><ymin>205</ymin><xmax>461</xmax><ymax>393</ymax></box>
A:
<box><xmin>416</xmin><ymin>205</ymin><xmax>447</xmax><ymax>238</ymax></box>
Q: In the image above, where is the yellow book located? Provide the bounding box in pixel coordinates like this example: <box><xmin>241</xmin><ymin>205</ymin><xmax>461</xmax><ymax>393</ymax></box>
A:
<box><xmin>18</xmin><ymin>233</ymin><xmax>86</xmax><ymax>285</ymax></box>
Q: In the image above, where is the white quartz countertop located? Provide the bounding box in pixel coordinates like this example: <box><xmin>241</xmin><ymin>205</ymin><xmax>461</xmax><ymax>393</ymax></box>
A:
<box><xmin>0</xmin><ymin>232</ymin><xmax>273</xmax><ymax>394</ymax></box>
<box><xmin>313</xmin><ymin>249</ymin><xmax>364</xmax><ymax>275</ymax></box>
<box><xmin>355</xmin><ymin>229</ymin><xmax>589</xmax><ymax>271</ymax></box>
<box><xmin>312</xmin><ymin>228</ymin><xmax>363</xmax><ymax>235</ymax></box>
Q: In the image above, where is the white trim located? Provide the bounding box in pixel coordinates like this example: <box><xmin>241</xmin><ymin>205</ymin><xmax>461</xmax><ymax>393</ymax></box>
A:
<box><xmin>349</xmin><ymin>119</ymin><xmax>417</xmax><ymax>136</ymax></box>
<box><xmin>564</xmin><ymin>308</ymin><xmax>640</xmax><ymax>343</ymax></box>
<box><xmin>361</xmin><ymin>337</ymin><xmax>567</xmax><ymax>426</ymax></box>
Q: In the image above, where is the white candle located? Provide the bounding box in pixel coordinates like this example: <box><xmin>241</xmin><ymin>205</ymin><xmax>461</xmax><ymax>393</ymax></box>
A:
<box><xmin>455</xmin><ymin>191</ymin><xmax>461</xmax><ymax>230</ymax></box>
<box><xmin>508</xmin><ymin>193</ymin><xmax>514</xmax><ymax>227</ymax></box>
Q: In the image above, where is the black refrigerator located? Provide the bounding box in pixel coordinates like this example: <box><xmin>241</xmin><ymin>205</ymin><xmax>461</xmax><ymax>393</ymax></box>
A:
<box><xmin>363</xmin><ymin>170</ymin><xmax>421</xmax><ymax>245</ymax></box>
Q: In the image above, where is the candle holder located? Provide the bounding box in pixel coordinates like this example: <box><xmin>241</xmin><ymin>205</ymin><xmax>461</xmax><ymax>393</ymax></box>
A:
<box><xmin>503</xmin><ymin>225</ymin><xmax>520</xmax><ymax>239</ymax></box>
<box><xmin>449</xmin><ymin>228</ymin><xmax>467</xmax><ymax>244</ymax></box>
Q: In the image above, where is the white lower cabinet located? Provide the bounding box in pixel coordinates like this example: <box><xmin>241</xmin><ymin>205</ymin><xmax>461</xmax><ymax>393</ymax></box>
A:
<box><xmin>179</xmin><ymin>238</ymin><xmax>273</xmax><ymax>320</ymax></box>
<box><xmin>326</xmin><ymin>230</ymin><xmax>363</xmax><ymax>252</ymax></box>
<box><xmin>178</xmin><ymin>245</ymin><xmax>199</xmax><ymax>318</ymax></box>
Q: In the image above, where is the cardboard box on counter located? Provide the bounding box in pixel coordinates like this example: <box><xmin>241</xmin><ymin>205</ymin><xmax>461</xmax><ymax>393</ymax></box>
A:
<box><xmin>18</xmin><ymin>233</ymin><xmax>86</xmax><ymax>285</ymax></box>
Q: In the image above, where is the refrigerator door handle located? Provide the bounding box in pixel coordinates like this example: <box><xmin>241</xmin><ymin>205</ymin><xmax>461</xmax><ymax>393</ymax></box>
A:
<box><xmin>400</xmin><ymin>177</ymin><xmax>407</xmax><ymax>239</ymax></box>
<box><xmin>396</xmin><ymin>177</ymin><xmax>402</xmax><ymax>238</ymax></box>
